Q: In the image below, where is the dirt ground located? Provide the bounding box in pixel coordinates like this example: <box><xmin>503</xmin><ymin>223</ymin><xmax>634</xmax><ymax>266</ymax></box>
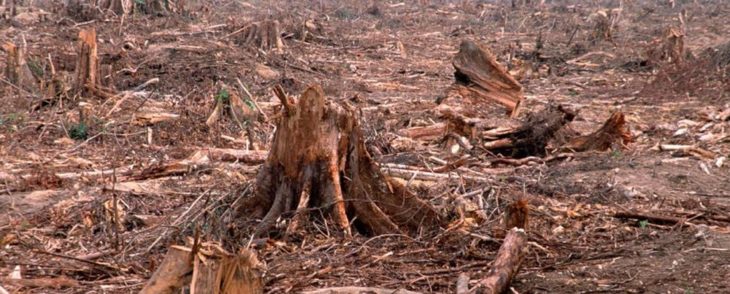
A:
<box><xmin>1</xmin><ymin>0</ymin><xmax>729</xmax><ymax>293</ymax></box>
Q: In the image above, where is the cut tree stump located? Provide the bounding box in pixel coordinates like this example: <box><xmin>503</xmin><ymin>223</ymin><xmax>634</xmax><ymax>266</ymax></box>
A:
<box><xmin>239</xmin><ymin>85</ymin><xmax>443</xmax><ymax>237</ymax></box>
<box><xmin>472</xmin><ymin>228</ymin><xmax>528</xmax><ymax>294</ymax></box>
<box><xmin>3</xmin><ymin>42</ymin><xmax>39</xmax><ymax>94</ymax></box>
<box><xmin>73</xmin><ymin>28</ymin><xmax>100</xmax><ymax>96</ymax></box>
<box><xmin>227</xmin><ymin>20</ymin><xmax>284</xmax><ymax>51</ymax></box>
<box><xmin>443</xmin><ymin>40</ymin><xmax>524</xmax><ymax>118</ymax></box>
<box><xmin>561</xmin><ymin>112</ymin><xmax>632</xmax><ymax>152</ymax></box>
<box><xmin>142</xmin><ymin>244</ymin><xmax>264</xmax><ymax>294</ymax></box>
<box><xmin>140</xmin><ymin>245</ymin><xmax>193</xmax><ymax>294</ymax></box>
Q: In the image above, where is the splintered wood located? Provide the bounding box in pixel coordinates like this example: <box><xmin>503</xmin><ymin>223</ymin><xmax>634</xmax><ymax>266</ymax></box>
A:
<box><xmin>142</xmin><ymin>245</ymin><xmax>263</xmax><ymax>294</ymax></box>
<box><xmin>238</xmin><ymin>85</ymin><xmax>442</xmax><ymax>237</ymax></box>
<box><xmin>445</xmin><ymin>40</ymin><xmax>524</xmax><ymax>118</ymax></box>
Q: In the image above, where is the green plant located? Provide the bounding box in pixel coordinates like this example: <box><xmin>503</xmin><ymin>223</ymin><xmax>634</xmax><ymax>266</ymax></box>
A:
<box><xmin>611</xmin><ymin>149</ymin><xmax>623</xmax><ymax>159</ymax></box>
<box><xmin>68</xmin><ymin>122</ymin><xmax>89</xmax><ymax>140</ymax></box>
<box><xmin>243</xmin><ymin>97</ymin><xmax>255</xmax><ymax>110</ymax></box>
<box><xmin>215</xmin><ymin>88</ymin><xmax>230</xmax><ymax>104</ymax></box>
<box><xmin>638</xmin><ymin>219</ymin><xmax>648</xmax><ymax>229</ymax></box>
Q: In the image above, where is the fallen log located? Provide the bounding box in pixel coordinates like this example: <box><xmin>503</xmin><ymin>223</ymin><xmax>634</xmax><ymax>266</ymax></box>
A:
<box><xmin>471</xmin><ymin>228</ymin><xmax>528</xmax><ymax>294</ymax></box>
<box><xmin>237</xmin><ymin>85</ymin><xmax>443</xmax><ymax>237</ymax></box>
<box><xmin>614</xmin><ymin>211</ymin><xmax>689</xmax><ymax>226</ymax></box>
<box><xmin>442</xmin><ymin>40</ymin><xmax>524</xmax><ymax>118</ymax></box>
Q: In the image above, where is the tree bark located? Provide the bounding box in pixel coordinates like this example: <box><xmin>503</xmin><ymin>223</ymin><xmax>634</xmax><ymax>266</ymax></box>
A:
<box><xmin>239</xmin><ymin>85</ymin><xmax>442</xmax><ymax>237</ymax></box>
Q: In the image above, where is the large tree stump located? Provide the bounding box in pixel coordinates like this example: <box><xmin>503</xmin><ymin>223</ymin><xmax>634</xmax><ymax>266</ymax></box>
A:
<box><xmin>443</xmin><ymin>40</ymin><xmax>525</xmax><ymax>118</ymax></box>
<box><xmin>240</xmin><ymin>85</ymin><xmax>442</xmax><ymax>237</ymax></box>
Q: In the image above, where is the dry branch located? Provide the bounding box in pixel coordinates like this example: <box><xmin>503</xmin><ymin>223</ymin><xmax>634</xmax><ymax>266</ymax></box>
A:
<box><xmin>614</xmin><ymin>211</ymin><xmax>691</xmax><ymax>226</ymax></box>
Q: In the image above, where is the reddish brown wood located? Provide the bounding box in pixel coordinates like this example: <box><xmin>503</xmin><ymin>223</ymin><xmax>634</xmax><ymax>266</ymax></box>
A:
<box><xmin>473</xmin><ymin>228</ymin><xmax>528</xmax><ymax>294</ymax></box>
<box><xmin>562</xmin><ymin>112</ymin><xmax>632</xmax><ymax>152</ymax></box>
<box><xmin>447</xmin><ymin>40</ymin><xmax>525</xmax><ymax>118</ymax></box>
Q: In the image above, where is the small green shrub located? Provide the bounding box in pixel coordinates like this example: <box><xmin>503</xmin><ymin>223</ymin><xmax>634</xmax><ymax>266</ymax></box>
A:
<box><xmin>68</xmin><ymin>122</ymin><xmax>89</xmax><ymax>140</ymax></box>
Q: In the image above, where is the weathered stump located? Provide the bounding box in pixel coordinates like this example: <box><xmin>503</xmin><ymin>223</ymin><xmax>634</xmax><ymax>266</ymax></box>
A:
<box><xmin>228</xmin><ymin>20</ymin><xmax>284</xmax><ymax>51</ymax></box>
<box><xmin>561</xmin><ymin>112</ymin><xmax>632</xmax><ymax>152</ymax></box>
<box><xmin>240</xmin><ymin>85</ymin><xmax>442</xmax><ymax>237</ymax></box>
<box><xmin>2</xmin><ymin>42</ymin><xmax>38</xmax><ymax>94</ymax></box>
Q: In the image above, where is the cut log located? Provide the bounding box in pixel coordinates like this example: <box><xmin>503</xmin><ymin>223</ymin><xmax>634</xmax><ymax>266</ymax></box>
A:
<box><xmin>472</xmin><ymin>228</ymin><xmax>528</xmax><ymax>294</ymax></box>
<box><xmin>444</xmin><ymin>40</ymin><xmax>524</xmax><ymax>118</ymax></box>
<box><xmin>561</xmin><ymin>112</ymin><xmax>632</xmax><ymax>152</ymax></box>
<box><xmin>483</xmin><ymin>105</ymin><xmax>575</xmax><ymax>158</ymax></box>
<box><xmin>3</xmin><ymin>42</ymin><xmax>39</xmax><ymax>94</ymax></box>
<box><xmin>238</xmin><ymin>85</ymin><xmax>443</xmax><ymax>237</ymax></box>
